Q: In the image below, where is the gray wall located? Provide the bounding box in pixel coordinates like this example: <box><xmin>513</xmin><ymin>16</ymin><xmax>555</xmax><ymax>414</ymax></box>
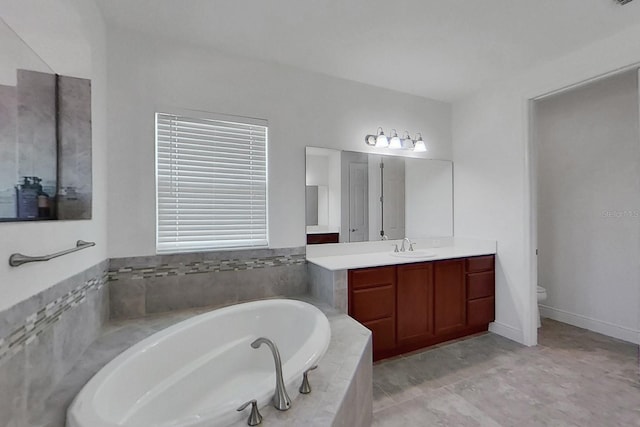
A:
<box><xmin>535</xmin><ymin>69</ymin><xmax>640</xmax><ymax>342</ymax></box>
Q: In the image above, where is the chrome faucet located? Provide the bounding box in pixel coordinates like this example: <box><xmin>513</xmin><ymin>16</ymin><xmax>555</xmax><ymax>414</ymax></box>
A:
<box><xmin>251</xmin><ymin>337</ymin><xmax>291</xmax><ymax>411</ymax></box>
<box><xmin>400</xmin><ymin>237</ymin><xmax>414</xmax><ymax>252</ymax></box>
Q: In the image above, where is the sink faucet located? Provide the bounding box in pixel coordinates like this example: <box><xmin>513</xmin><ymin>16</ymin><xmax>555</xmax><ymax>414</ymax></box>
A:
<box><xmin>400</xmin><ymin>238</ymin><xmax>414</xmax><ymax>252</ymax></box>
<box><xmin>251</xmin><ymin>337</ymin><xmax>291</xmax><ymax>411</ymax></box>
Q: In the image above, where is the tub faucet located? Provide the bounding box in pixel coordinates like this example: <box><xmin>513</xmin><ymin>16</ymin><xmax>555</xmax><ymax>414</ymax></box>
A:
<box><xmin>251</xmin><ymin>337</ymin><xmax>291</xmax><ymax>411</ymax></box>
<box><xmin>401</xmin><ymin>237</ymin><xmax>414</xmax><ymax>252</ymax></box>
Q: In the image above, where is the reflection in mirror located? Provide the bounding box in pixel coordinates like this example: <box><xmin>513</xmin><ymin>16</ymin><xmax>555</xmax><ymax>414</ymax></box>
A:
<box><xmin>305</xmin><ymin>147</ymin><xmax>453</xmax><ymax>244</ymax></box>
<box><xmin>0</xmin><ymin>18</ymin><xmax>92</xmax><ymax>222</ymax></box>
<box><xmin>305</xmin><ymin>185</ymin><xmax>319</xmax><ymax>226</ymax></box>
<box><xmin>305</xmin><ymin>147</ymin><xmax>341</xmax><ymax>244</ymax></box>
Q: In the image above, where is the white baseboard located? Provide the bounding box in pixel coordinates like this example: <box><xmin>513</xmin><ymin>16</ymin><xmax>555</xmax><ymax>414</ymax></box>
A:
<box><xmin>489</xmin><ymin>321</ymin><xmax>524</xmax><ymax>345</ymax></box>
<box><xmin>539</xmin><ymin>305</ymin><xmax>640</xmax><ymax>345</ymax></box>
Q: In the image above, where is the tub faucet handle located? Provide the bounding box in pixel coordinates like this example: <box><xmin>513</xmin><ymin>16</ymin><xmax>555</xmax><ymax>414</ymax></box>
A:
<box><xmin>237</xmin><ymin>399</ymin><xmax>262</xmax><ymax>426</ymax></box>
<box><xmin>299</xmin><ymin>365</ymin><xmax>318</xmax><ymax>394</ymax></box>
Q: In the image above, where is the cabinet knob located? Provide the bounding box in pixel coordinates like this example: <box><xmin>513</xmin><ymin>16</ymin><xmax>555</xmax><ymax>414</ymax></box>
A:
<box><xmin>351</xmin><ymin>228</ymin><xmax>358</xmax><ymax>232</ymax></box>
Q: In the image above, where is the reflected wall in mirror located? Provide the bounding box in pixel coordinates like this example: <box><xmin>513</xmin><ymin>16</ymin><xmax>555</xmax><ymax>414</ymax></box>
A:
<box><xmin>0</xmin><ymin>18</ymin><xmax>92</xmax><ymax>222</ymax></box>
<box><xmin>305</xmin><ymin>147</ymin><xmax>453</xmax><ymax>244</ymax></box>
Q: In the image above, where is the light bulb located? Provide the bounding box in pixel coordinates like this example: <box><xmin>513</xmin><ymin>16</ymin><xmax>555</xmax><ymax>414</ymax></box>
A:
<box><xmin>413</xmin><ymin>134</ymin><xmax>427</xmax><ymax>152</ymax></box>
<box><xmin>375</xmin><ymin>128</ymin><xmax>388</xmax><ymax>148</ymax></box>
<box><xmin>389</xmin><ymin>129</ymin><xmax>402</xmax><ymax>149</ymax></box>
<box><xmin>402</xmin><ymin>131</ymin><xmax>412</xmax><ymax>150</ymax></box>
<box><xmin>413</xmin><ymin>140</ymin><xmax>427</xmax><ymax>152</ymax></box>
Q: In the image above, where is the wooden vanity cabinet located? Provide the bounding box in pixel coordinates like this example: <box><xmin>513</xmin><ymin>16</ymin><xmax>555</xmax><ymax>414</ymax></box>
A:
<box><xmin>348</xmin><ymin>255</ymin><xmax>495</xmax><ymax>361</ymax></box>
<box><xmin>348</xmin><ymin>266</ymin><xmax>397</xmax><ymax>359</ymax></box>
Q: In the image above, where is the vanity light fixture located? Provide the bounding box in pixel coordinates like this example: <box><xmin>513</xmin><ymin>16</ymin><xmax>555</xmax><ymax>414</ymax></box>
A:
<box><xmin>365</xmin><ymin>127</ymin><xmax>428</xmax><ymax>152</ymax></box>
<box><xmin>413</xmin><ymin>133</ymin><xmax>427</xmax><ymax>152</ymax></box>
<box><xmin>388</xmin><ymin>129</ymin><xmax>402</xmax><ymax>149</ymax></box>
<box><xmin>375</xmin><ymin>127</ymin><xmax>389</xmax><ymax>148</ymax></box>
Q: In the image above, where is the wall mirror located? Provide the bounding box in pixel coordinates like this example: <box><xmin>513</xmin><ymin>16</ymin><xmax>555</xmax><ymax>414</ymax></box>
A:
<box><xmin>0</xmin><ymin>18</ymin><xmax>92</xmax><ymax>222</ymax></box>
<box><xmin>305</xmin><ymin>146</ymin><xmax>453</xmax><ymax>244</ymax></box>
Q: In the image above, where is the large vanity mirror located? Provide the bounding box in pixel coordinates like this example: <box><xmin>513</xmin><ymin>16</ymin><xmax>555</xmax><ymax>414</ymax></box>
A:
<box><xmin>305</xmin><ymin>147</ymin><xmax>453</xmax><ymax>244</ymax></box>
<box><xmin>0</xmin><ymin>18</ymin><xmax>92</xmax><ymax>222</ymax></box>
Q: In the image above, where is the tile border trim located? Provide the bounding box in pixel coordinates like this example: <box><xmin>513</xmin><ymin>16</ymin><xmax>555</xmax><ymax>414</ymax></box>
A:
<box><xmin>0</xmin><ymin>268</ymin><xmax>108</xmax><ymax>365</ymax></box>
<box><xmin>108</xmin><ymin>253</ymin><xmax>307</xmax><ymax>281</ymax></box>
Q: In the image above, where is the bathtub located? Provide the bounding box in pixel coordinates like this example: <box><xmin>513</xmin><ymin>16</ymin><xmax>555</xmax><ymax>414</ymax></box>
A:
<box><xmin>67</xmin><ymin>299</ymin><xmax>331</xmax><ymax>427</ymax></box>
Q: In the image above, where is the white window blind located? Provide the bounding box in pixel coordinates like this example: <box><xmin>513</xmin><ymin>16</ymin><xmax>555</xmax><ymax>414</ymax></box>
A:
<box><xmin>156</xmin><ymin>112</ymin><xmax>268</xmax><ymax>253</ymax></box>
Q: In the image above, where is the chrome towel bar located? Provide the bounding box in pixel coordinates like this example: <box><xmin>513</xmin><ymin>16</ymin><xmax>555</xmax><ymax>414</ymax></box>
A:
<box><xmin>9</xmin><ymin>240</ymin><xmax>95</xmax><ymax>267</ymax></box>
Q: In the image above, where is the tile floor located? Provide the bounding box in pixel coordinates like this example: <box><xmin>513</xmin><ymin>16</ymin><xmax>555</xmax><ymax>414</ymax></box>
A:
<box><xmin>372</xmin><ymin>319</ymin><xmax>640</xmax><ymax>426</ymax></box>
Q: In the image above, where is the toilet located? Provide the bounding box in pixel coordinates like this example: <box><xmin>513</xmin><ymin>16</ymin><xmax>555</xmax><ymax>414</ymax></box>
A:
<box><xmin>536</xmin><ymin>285</ymin><xmax>548</xmax><ymax>328</ymax></box>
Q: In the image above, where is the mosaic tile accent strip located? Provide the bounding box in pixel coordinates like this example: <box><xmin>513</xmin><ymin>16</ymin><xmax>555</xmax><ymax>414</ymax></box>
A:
<box><xmin>108</xmin><ymin>254</ymin><xmax>307</xmax><ymax>281</ymax></box>
<box><xmin>0</xmin><ymin>270</ymin><xmax>108</xmax><ymax>364</ymax></box>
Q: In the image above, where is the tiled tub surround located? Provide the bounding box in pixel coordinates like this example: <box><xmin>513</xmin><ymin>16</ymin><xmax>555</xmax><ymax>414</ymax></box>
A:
<box><xmin>109</xmin><ymin>247</ymin><xmax>308</xmax><ymax>319</ymax></box>
<box><xmin>0</xmin><ymin>260</ymin><xmax>109</xmax><ymax>427</ymax></box>
<box><xmin>308</xmin><ymin>263</ymin><xmax>348</xmax><ymax>313</ymax></box>
<box><xmin>307</xmin><ymin>237</ymin><xmax>497</xmax><ymax>311</ymax></box>
<box><xmin>29</xmin><ymin>298</ymin><xmax>373</xmax><ymax>427</ymax></box>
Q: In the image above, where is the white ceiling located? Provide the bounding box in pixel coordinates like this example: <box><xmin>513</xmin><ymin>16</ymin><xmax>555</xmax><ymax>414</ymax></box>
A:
<box><xmin>96</xmin><ymin>0</ymin><xmax>640</xmax><ymax>102</ymax></box>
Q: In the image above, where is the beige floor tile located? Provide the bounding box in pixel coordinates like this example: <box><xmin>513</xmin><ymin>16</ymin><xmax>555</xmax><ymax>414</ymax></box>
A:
<box><xmin>373</xmin><ymin>319</ymin><xmax>640</xmax><ymax>427</ymax></box>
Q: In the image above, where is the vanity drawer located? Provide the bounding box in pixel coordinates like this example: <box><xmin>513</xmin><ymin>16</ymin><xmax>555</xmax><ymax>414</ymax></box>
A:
<box><xmin>466</xmin><ymin>255</ymin><xmax>494</xmax><ymax>273</ymax></box>
<box><xmin>350</xmin><ymin>284</ymin><xmax>395</xmax><ymax>322</ymax></box>
<box><xmin>467</xmin><ymin>296</ymin><xmax>495</xmax><ymax>326</ymax></box>
<box><xmin>467</xmin><ymin>271</ymin><xmax>495</xmax><ymax>300</ymax></box>
<box><xmin>349</xmin><ymin>266</ymin><xmax>396</xmax><ymax>290</ymax></box>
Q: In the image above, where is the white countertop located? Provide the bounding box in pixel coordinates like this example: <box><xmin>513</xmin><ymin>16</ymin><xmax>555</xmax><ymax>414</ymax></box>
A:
<box><xmin>306</xmin><ymin>237</ymin><xmax>496</xmax><ymax>271</ymax></box>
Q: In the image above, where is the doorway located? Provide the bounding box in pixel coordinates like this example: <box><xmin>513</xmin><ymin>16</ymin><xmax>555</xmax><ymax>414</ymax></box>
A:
<box><xmin>531</xmin><ymin>68</ymin><xmax>640</xmax><ymax>344</ymax></box>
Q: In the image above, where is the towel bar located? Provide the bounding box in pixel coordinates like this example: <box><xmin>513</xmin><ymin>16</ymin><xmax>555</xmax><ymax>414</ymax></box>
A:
<box><xmin>9</xmin><ymin>240</ymin><xmax>95</xmax><ymax>267</ymax></box>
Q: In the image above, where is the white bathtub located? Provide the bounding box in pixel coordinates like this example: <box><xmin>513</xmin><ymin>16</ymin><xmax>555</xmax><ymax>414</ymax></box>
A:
<box><xmin>67</xmin><ymin>299</ymin><xmax>331</xmax><ymax>427</ymax></box>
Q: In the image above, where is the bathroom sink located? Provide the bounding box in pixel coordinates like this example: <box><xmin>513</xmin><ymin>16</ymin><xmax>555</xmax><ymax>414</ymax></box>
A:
<box><xmin>390</xmin><ymin>250</ymin><xmax>437</xmax><ymax>259</ymax></box>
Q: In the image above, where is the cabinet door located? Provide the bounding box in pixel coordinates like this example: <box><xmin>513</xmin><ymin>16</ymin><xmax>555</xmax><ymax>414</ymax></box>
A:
<box><xmin>434</xmin><ymin>259</ymin><xmax>466</xmax><ymax>335</ymax></box>
<box><xmin>362</xmin><ymin>317</ymin><xmax>396</xmax><ymax>355</ymax></box>
<box><xmin>397</xmin><ymin>263</ymin><xmax>434</xmax><ymax>345</ymax></box>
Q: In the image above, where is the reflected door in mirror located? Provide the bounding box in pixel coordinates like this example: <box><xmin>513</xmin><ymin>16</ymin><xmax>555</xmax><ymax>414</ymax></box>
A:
<box><xmin>381</xmin><ymin>157</ymin><xmax>405</xmax><ymax>239</ymax></box>
<box><xmin>348</xmin><ymin>162</ymin><xmax>368</xmax><ymax>242</ymax></box>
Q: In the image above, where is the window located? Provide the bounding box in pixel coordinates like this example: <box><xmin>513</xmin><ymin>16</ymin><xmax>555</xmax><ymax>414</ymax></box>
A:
<box><xmin>155</xmin><ymin>112</ymin><xmax>268</xmax><ymax>253</ymax></box>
